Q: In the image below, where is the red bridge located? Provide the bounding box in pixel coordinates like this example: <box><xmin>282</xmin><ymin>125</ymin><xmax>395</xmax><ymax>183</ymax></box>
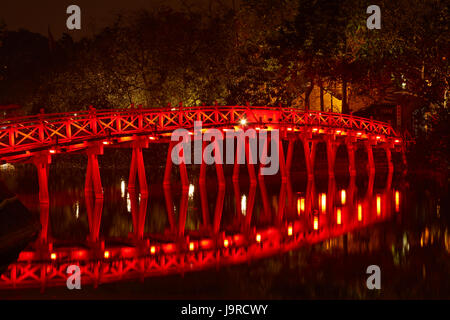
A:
<box><xmin>0</xmin><ymin>105</ymin><xmax>405</xmax><ymax>203</ymax></box>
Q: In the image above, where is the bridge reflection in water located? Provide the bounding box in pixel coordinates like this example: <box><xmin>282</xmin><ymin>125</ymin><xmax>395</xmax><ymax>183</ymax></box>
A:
<box><xmin>0</xmin><ymin>170</ymin><xmax>401</xmax><ymax>290</ymax></box>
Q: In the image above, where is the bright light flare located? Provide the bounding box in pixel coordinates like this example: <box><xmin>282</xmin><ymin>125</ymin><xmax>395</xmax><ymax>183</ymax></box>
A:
<box><xmin>297</xmin><ymin>197</ymin><xmax>305</xmax><ymax>215</ymax></box>
<box><xmin>287</xmin><ymin>225</ymin><xmax>293</xmax><ymax>236</ymax></box>
<box><xmin>241</xmin><ymin>195</ymin><xmax>247</xmax><ymax>216</ymax></box>
<box><xmin>376</xmin><ymin>195</ymin><xmax>381</xmax><ymax>216</ymax></box>
<box><xmin>336</xmin><ymin>208</ymin><xmax>342</xmax><ymax>225</ymax></box>
<box><xmin>320</xmin><ymin>193</ymin><xmax>326</xmax><ymax>213</ymax></box>
<box><xmin>50</xmin><ymin>253</ymin><xmax>57</xmax><ymax>260</ymax></box>
<box><xmin>341</xmin><ymin>190</ymin><xmax>346</xmax><ymax>205</ymax></box>
<box><xmin>256</xmin><ymin>233</ymin><xmax>261</xmax><ymax>243</ymax></box>
<box><xmin>150</xmin><ymin>246</ymin><xmax>156</xmax><ymax>254</ymax></box>
<box><xmin>395</xmin><ymin>191</ymin><xmax>400</xmax><ymax>212</ymax></box>
<box><xmin>240</xmin><ymin>118</ymin><xmax>247</xmax><ymax>125</ymax></box>
<box><xmin>189</xmin><ymin>242</ymin><xmax>195</xmax><ymax>251</ymax></box>
<box><xmin>104</xmin><ymin>251</ymin><xmax>110</xmax><ymax>259</ymax></box>
<box><xmin>121</xmin><ymin>180</ymin><xmax>126</xmax><ymax>198</ymax></box>
<box><xmin>313</xmin><ymin>216</ymin><xmax>319</xmax><ymax>230</ymax></box>
<box><xmin>358</xmin><ymin>204</ymin><xmax>363</xmax><ymax>221</ymax></box>
<box><xmin>188</xmin><ymin>184</ymin><xmax>195</xmax><ymax>198</ymax></box>
<box><xmin>224</xmin><ymin>239</ymin><xmax>229</xmax><ymax>248</ymax></box>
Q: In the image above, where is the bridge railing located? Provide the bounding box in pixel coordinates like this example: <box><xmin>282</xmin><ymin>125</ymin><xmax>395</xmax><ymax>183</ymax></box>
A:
<box><xmin>0</xmin><ymin>106</ymin><xmax>398</xmax><ymax>158</ymax></box>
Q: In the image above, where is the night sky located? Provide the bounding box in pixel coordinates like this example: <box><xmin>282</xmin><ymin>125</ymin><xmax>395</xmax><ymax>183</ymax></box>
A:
<box><xmin>0</xmin><ymin>0</ymin><xmax>230</xmax><ymax>39</ymax></box>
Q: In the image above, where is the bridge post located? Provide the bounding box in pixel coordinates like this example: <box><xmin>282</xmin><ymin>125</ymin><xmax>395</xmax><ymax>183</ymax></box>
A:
<box><xmin>213</xmin><ymin>185</ymin><xmax>225</xmax><ymax>233</ymax></box>
<box><xmin>163</xmin><ymin>185</ymin><xmax>176</xmax><ymax>232</ymax></box>
<box><xmin>232</xmin><ymin>139</ymin><xmax>257</xmax><ymax>185</ymax></box>
<box><xmin>384</xmin><ymin>146</ymin><xmax>394</xmax><ymax>175</ymax></box>
<box><xmin>279</xmin><ymin>139</ymin><xmax>287</xmax><ymax>182</ymax></box>
<box><xmin>365</xmin><ymin>142</ymin><xmax>375</xmax><ymax>176</ymax></box>
<box><xmin>199</xmin><ymin>141</ymin><xmax>206</xmax><ymax>185</ymax></box>
<box><xmin>200</xmin><ymin>138</ymin><xmax>225</xmax><ymax>186</ymax></box>
<box><xmin>346</xmin><ymin>141</ymin><xmax>356</xmax><ymax>177</ymax></box>
<box><xmin>39</xmin><ymin>202</ymin><xmax>49</xmax><ymax>243</ymax></box>
<box><xmin>302</xmin><ymin>138</ymin><xmax>314</xmax><ymax>181</ymax></box>
<box><xmin>85</xmin><ymin>144</ymin><xmax>103</xmax><ymax>199</ymax></box>
<box><xmin>285</xmin><ymin>139</ymin><xmax>294</xmax><ymax>177</ymax></box>
<box><xmin>128</xmin><ymin>140</ymin><xmax>148</xmax><ymax>196</ymax></box>
<box><xmin>200</xmin><ymin>182</ymin><xmax>210</xmax><ymax>228</ymax></box>
<box><xmin>214</xmin><ymin>137</ymin><xmax>225</xmax><ymax>187</ymax></box>
<box><xmin>130</xmin><ymin>190</ymin><xmax>148</xmax><ymax>240</ymax></box>
<box><xmin>33</xmin><ymin>153</ymin><xmax>51</xmax><ymax>204</ymax></box>
<box><xmin>326</xmin><ymin>136</ymin><xmax>337</xmax><ymax>180</ymax></box>
<box><xmin>86</xmin><ymin>195</ymin><xmax>103</xmax><ymax>243</ymax></box>
<box><xmin>164</xmin><ymin>140</ymin><xmax>189</xmax><ymax>187</ymax></box>
<box><xmin>178</xmin><ymin>190</ymin><xmax>188</xmax><ymax>237</ymax></box>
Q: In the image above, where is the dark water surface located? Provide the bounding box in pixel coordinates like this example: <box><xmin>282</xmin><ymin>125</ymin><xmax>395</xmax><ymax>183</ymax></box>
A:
<box><xmin>0</xmin><ymin>155</ymin><xmax>448</xmax><ymax>299</ymax></box>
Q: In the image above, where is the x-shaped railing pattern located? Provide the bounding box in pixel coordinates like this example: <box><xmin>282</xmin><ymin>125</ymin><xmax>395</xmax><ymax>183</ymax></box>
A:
<box><xmin>0</xmin><ymin>106</ymin><xmax>398</xmax><ymax>159</ymax></box>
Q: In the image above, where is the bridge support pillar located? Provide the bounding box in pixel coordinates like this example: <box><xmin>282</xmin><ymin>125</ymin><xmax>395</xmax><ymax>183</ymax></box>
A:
<box><xmin>39</xmin><ymin>202</ymin><xmax>49</xmax><ymax>243</ymax></box>
<box><xmin>285</xmin><ymin>139</ymin><xmax>294</xmax><ymax>177</ymax></box>
<box><xmin>86</xmin><ymin>195</ymin><xmax>103</xmax><ymax>243</ymax></box>
<box><xmin>347</xmin><ymin>142</ymin><xmax>356</xmax><ymax>177</ymax></box>
<box><xmin>130</xmin><ymin>190</ymin><xmax>148</xmax><ymax>240</ymax></box>
<box><xmin>384</xmin><ymin>146</ymin><xmax>394</xmax><ymax>175</ymax></box>
<box><xmin>33</xmin><ymin>153</ymin><xmax>51</xmax><ymax>204</ymax></box>
<box><xmin>200</xmin><ymin>138</ymin><xmax>225</xmax><ymax>187</ymax></box>
<box><xmin>326</xmin><ymin>137</ymin><xmax>336</xmax><ymax>180</ymax></box>
<box><xmin>164</xmin><ymin>140</ymin><xmax>189</xmax><ymax>187</ymax></box>
<box><xmin>213</xmin><ymin>186</ymin><xmax>225</xmax><ymax>233</ymax></box>
<box><xmin>85</xmin><ymin>145</ymin><xmax>103</xmax><ymax>199</ymax></box>
<box><xmin>302</xmin><ymin>138</ymin><xmax>315</xmax><ymax>181</ymax></box>
<box><xmin>129</xmin><ymin>146</ymin><xmax>148</xmax><ymax>196</ymax></box>
<box><xmin>232</xmin><ymin>139</ymin><xmax>257</xmax><ymax>185</ymax></box>
<box><xmin>279</xmin><ymin>139</ymin><xmax>287</xmax><ymax>182</ymax></box>
<box><xmin>365</xmin><ymin>142</ymin><xmax>375</xmax><ymax>176</ymax></box>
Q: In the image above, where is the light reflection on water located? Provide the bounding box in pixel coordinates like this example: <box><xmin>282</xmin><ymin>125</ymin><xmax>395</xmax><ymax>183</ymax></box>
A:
<box><xmin>0</xmin><ymin>164</ymin><xmax>448</xmax><ymax>296</ymax></box>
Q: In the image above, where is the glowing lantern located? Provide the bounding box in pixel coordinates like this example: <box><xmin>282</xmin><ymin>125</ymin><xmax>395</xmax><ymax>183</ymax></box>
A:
<box><xmin>288</xmin><ymin>225</ymin><xmax>293</xmax><ymax>236</ymax></box>
<box><xmin>336</xmin><ymin>208</ymin><xmax>342</xmax><ymax>225</ymax></box>
<box><xmin>357</xmin><ymin>204</ymin><xmax>363</xmax><ymax>221</ymax></box>
<box><xmin>150</xmin><ymin>246</ymin><xmax>156</xmax><ymax>254</ymax></box>
<box><xmin>50</xmin><ymin>253</ymin><xmax>57</xmax><ymax>260</ymax></box>
<box><xmin>224</xmin><ymin>239</ymin><xmax>229</xmax><ymax>248</ymax></box>
<box><xmin>104</xmin><ymin>251</ymin><xmax>110</xmax><ymax>259</ymax></box>
<box><xmin>189</xmin><ymin>242</ymin><xmax>195</xmax><ymax>251</ymax></box>
<box><xmin>256</xmin><ymin>233</ymin><xmax>261</xmax><ymax>243</ymax></box>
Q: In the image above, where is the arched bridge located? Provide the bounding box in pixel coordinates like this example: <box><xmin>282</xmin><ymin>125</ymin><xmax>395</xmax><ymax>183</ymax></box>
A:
<box><xmin>0</xmin><ymin>105</ymin><xmax>405</xmax><ymax>203</ymax></box>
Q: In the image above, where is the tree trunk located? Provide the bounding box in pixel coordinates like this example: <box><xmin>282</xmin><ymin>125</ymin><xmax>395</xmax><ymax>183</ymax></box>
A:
<box><xmin>304</xmin><ymin>80</ymin><xmax>314</xmax><ymax>111</ymax></box>
<box><xmin>319</xmin><ymin>81</ymin><xmax>324</xmax><ymax>112</ymax></box>
<box><xmin>342</xmin><ymin>79</ymin><xmax>348</xmax><ymax>114</ymax></box>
